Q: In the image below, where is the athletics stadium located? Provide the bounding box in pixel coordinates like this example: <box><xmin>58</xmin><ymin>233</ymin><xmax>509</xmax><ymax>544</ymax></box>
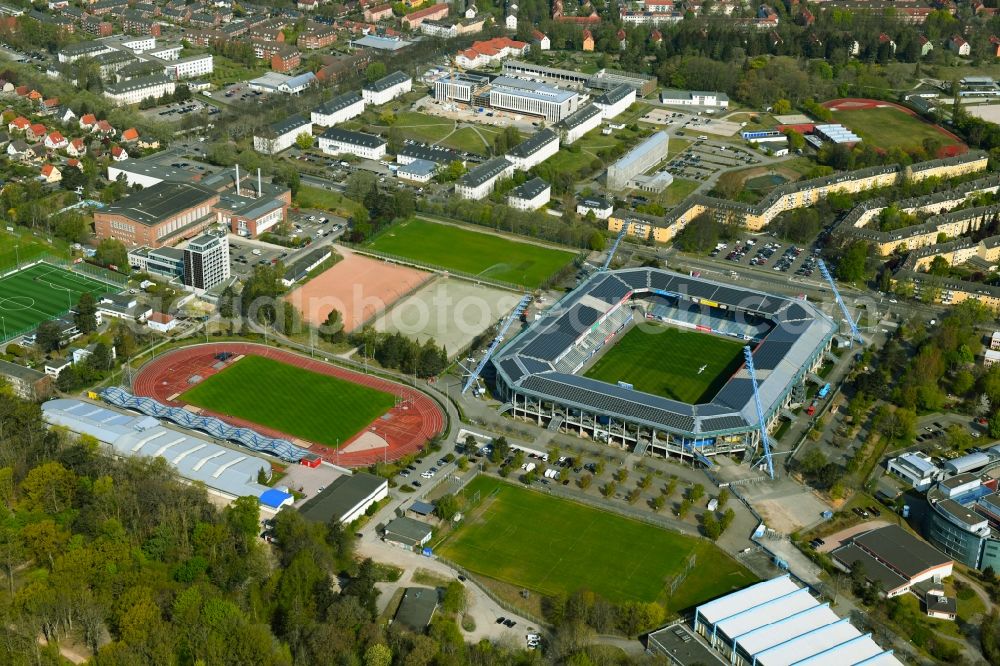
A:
<box><xmin>490</xmin><ymin>268</ymin><xmax>836</xmax><ymax>465</ymax></box>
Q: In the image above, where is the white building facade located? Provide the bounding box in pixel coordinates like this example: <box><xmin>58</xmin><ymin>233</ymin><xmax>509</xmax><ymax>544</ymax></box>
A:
<box><xmin>103</xmin><ymin>75</ymin><xmax>175</xmax><ymax>106</ymax></box>
<box><xmin>311</xmin><ymin>91</ymin><xmax>366</xmax><ymax>127</ymax></box>
<box><xmin>362</xmin><ymin>71</ymin><xmax>412</xmax><ymax>106</ymax></box>
<box><xmin>508</xmin><ymin>177</ymin><xmax>550</xmax><ymax>211</ymax></box>
<box><xmin>318</xmin><ymin>127</ymin><xmax>387</xmax><ymax>160</ymax></box>
<box><xmin>253</xmin><ymin>115</ymin><xmax>312</xmax><ymax>155</ymax></box>
<box><xmin>455</xmin><ymin>157</ymin><xmax>514</xmax><ymax>199</ymax></box>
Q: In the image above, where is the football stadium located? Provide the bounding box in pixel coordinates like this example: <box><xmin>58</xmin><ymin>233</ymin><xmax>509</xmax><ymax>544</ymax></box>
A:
<box><xmin>490</xmin><ymin>268</ymin><xmax>836</xmax><ymax>463</ymax></box>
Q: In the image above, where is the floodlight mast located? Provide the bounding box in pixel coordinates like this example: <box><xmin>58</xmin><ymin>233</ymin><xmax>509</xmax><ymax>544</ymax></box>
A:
<box><xmin>602</xmin><ymin>227</ymin><xmax>628</xmax><ymax>271</ymax></box>
<box><xmin>817</xmin><ymin>259</ymin><xmax>864</xmax><ymax>347</ymax></box>
<box><xmin>742</xmin><ymin>345</ymin><xmax>775</xmax><ymax>480</ymax></box>
<box><xmin>462</xmin><ymin>295</ymin><xmax>532</xmax><ymax>395</ymax></box>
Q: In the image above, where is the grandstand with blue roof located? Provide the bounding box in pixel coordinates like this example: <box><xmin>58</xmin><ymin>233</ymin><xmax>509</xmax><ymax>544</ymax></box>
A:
<box><xmin>490</xmin><ymin>267</ymin><xmax>836</xmax><ymax>463</ymax></box>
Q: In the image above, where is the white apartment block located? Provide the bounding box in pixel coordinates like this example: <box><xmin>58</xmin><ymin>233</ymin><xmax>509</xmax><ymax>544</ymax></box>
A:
<box><xmin>559</xmin><ymin>104</ymin><xmax>602</xmax><ymax>144</ymax></box>
<box><xmin>455</xmin><ymin>157</ymin><xmax>514</xmax><ymax>199</ymax></box>
<box><xmin>253</xmin><ymin>114</ymin><xmax>312</xmax><ymax>155</ymax></box>
<box><xmin>103</xmin><ymin>75</ymin><xmax>175</xmax><ymax>106</ymax></box>
<box><xmin>362</xmin><ymin>71</ymin><xmax>412</xmax><ymax>106</ymax></box>
<box><xmin>163</xmin><ymin>54</ymin><xmax>214</xmax><ymax>80</ymax></box>
<box><xmin>311</xmin><ymin>91</ymin><xmax>365</xmax><ymax>127</ymax></box>
<box><xmin>318</xmin><ymin>127</ymin><xmax>387</xmax><ymax>160</ymax></box>
<box><xmin>504</xmin><ymin>128</ymin><xmax>559</xmax><ymax>171</ymax></box>
<box><xmin>508</xmin><ymin>177</ymin><xmax>550</xmax><ymax>211</ymax></box>
<box><xmin>593</xmin><ymin>84</ymin><xmax>636</xmax><ymax>119</ymax></box>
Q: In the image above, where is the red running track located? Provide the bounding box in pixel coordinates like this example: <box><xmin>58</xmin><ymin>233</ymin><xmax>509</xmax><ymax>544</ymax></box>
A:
<box><xmin>132</xmin><ymin>343</ymin><xmax>445</xmax><ymax>468</ymax></box>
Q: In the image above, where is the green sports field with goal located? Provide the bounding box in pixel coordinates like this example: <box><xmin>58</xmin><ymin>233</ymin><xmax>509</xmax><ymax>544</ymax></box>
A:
<box><xmin>436</xmin><ymin>477</ymin><xmax>757</xmax><ymax>609</ymax></box>
<box><xmin>0</xmin><ymin>263</ymin><xmax>114</xmax><ymax>340</ymax></box>
<box><xmin>584</xmin><ymin>323</ymin><xmax>746</xmax><ymax>404</ymax></box>
<box><xmin>179</xmin><ymin>355</ymin><xmax>397</xmax><ymax>448</ymax></box>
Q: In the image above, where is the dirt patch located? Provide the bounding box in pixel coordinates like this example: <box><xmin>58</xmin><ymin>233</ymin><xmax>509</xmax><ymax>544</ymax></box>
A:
<box><xmin>286</xmin><ymin>246</ymin><xmax>431</xmax><ymax>332</ymax></box>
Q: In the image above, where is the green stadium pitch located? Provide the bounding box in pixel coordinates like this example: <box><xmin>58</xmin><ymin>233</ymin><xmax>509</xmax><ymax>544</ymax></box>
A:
<box><xmin>584</xmin><ymin>324</ymin><xmax>746</xmax><ymax>404</ymax></box>
<box><xmin>364</xmin><ymin>218</ymin><xmax>576</xmax><ymax>289</ymax></box>
<box><xmin>179</xmin><ymin>355</ymin><xmax>397</xmax><ymax>448</ymax></box>
<box><xmin>437</xmin><ymin>477</ymin><xmax>757</xmax><ymax>610</ymax></box>
<box><xmin>0</xmin><ymin>263</ymin><xmax>112</xmax><ymax>339</ymax></box>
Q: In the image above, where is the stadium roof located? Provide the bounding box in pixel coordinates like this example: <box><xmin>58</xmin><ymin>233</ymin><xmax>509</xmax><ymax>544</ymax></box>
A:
<box><xmin>493</xmin><ymin>268</ymin><xmax>835</xmax><ymax>437</ymax></box>
<box><xmin>40</xmin><ymin>398</ymin><xmax>278</xmax><ymax>502</ymax></box>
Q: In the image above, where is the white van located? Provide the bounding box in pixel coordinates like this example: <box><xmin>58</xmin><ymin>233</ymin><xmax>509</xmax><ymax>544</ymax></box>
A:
<box><xmin>251</xmin><ymin>249</ymin><xmax>262</xmax><ymax>256</ymax></box>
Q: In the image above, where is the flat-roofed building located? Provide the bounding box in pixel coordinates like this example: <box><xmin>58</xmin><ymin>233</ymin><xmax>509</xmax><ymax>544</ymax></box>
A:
<box><xmin>433</xmin><ymin>72</ymin><xmax>490</xmax><ymax>104</ymax></box>
<box><xmin>606</xmin><ymin>131</ymin><xmax>668</xmax><ymax>190</ymax></box>
<box><xmin>504</xmin><ymin>128</ymin><xmax>559</xmax><ymax>170</ymax></box>
<box><xmin>363</xmin><ymin>71</ymin><xmax>412</xmax><ymax>105</ymax></box>
<box><xmin>299</xmin><ymin>472</ymin><xmax>389</xmax><ymax>524</ymax></box>
<box><xmin>593</xmin><ymin>83</ymin><xmax>635</xmax><ymax>119</ymax></box>
<box><xmin>886</xmin><ymin>451</ymin><xmax>942</xmax><ymax>490</ymax></box>
<box><xmin>488</xmin><ymin>76</ymin><xmax>581</xmax><ymax>122</ymax></box>
<box><xmin>659</xmin><ymin>88</ymin><xmax>729</xmax><ymax>108</ymax></box>
<box><xmin>383</xmin><ymin>516</ymin><xmax>433</xmax><ymax>548</ymax></box>
<box><xmin>318</xmin><ymin>127</ymin><xmax>387</xmax><ymax>160</ymax></box>
<box><xmin>455</xmin><ymin>157</ymin><xmax>514</xmax><ymax>199</ymax></box>
<box><xmin>253</xmin><ymin>114</ymin><xmax>312</xmax><ymax>155</ymax></box>
<box><xmin>94</xmin><ymin>181</ymin><xmax>219</xmax><ymax>247</ymax></box>
<box><xmin>311</xmin><ymin>91</ymin><xmax>365</xmax><ymax>127</ymax></box>
<box><xmin>397</xmin><ymin>158</ymin><xmax>437</xmax><ymax>183</ymax></box>
<box><xmin>558</xmin><ymin>104</ymin><xmax>602</xmax><ymax>144</ymax></box>
<box><xmin>507</xmin><ymin>176</ymin><xmax>550</xmax><ymax>211</ymax></box>
<box><xmin>183</xmin><ymin>233</ymin><xmax>230</xmax><ymax>291</ymax></box>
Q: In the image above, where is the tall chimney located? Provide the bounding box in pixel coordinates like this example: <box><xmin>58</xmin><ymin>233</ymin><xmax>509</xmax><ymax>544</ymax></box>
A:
<box><xmin>235</xmin><ymin>163</ymin><xmax>241</xmax><ymax>197</ymax></box>
<box><xmin>258</xmin><ymin>168</ymin><xmax>262</xmax><ymax>198</ymax></box>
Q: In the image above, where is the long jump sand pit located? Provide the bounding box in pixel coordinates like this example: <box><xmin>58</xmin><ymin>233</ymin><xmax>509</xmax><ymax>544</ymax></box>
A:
<box><xmin>372</xmin><ymin>277</ymin><xmax>522</xmax><ymax>357</ymax></box>
<box><xmin>286</xmin><ymin>247</ymin><xmax>431</xmax><ymax>332</ymax></box>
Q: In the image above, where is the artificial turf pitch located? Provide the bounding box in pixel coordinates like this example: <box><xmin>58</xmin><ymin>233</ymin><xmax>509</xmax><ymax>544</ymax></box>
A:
<box><xmin>365</xmin><ymin>218</ymin><xmax>576</xmax><ymax>289</ymax></box>
<box><xmin>584</xmin><ymin>324</ymin><xmax>746</xmax><ymax>404</ymax></box>
<box><xmin>0</xmin><ymin>263</ymin><xmax>112</xmax><ymax>336</ymax></box>
<box><xmin>179</xmin><ymin>355</ymin><xmax>397</xmax><ymax>448</ymax></box>
<box><xmin>437</xmin><ymin>477</ymin><xmax>758</xmax><ymax>609</ymax></box>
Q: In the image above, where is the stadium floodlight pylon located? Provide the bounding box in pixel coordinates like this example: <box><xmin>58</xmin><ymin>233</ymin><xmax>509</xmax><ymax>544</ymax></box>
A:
<box><xmin>462</xmin><ymin>295</ymin><xmax>533</xmax><ymax>395</ymax></box>
<box><xmin>817</xmin><ymin>259</ymin><xmax>864</xmax><ymax>347</ymax></box>
<box><xmin>601</xmin><ymin>227</ymin><xmax>628</xmax><ymax>271</ymax></box>
<box><xmin>742</xmin><ymin>345</ymin><xmax>775</xmax><ymax>480</ymax></box>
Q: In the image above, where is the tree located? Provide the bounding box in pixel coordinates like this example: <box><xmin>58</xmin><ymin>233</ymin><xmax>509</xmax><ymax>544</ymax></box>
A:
<box><xmin>689</xmin><ymin>483</ymin><xmax>705</xmax><ymax>502</ymax></box>
<box><xmin>836</xmin><ymin>240</ymin><xmax>870</xmax><ymax>283</ymax></box>
<box><xmin>441</xmin><ymin>580</ymin><xmax>467</xmax><ymax>614</ymax></box>
<box><xmin>702</xmin><ymin>512</ymin><xmax>721</xmax><ymax>540</ymax></box>
<box><xmin>435</xmin><ymin>493</ymin><xmax>460</xmax><ymax>521</ymax></box>
<box><xmin>365</xmin><ymin>62</ymin><xmax>387</xmax><ymax>83</ymax></box>
<box><xmin>365</xmin><ymin>644</ymin><xmax>392</xmax><ymax>666</ymax></box>
<box><xmin>717</xmin><ymin>488</ymin><xmax>730</xmax><ymax>508</ymax></box>
<box><xmin>95</xmin><ymin>238</ymin><xmax>128</xmax><ymax>270</ymax></box>
<box><xmin>318</xmin><ymin>308</ymin><xmax>344</xmax><ymax>343</ymax></box>
<box><xmin>346</xmin><ymin>171</ymin><xmax>377</xmax><ymax>201</ymax></box>
<box><xmin>295</xmin><ymin>132</ymin><xmax>314</xmax><ymax>150</ymax></box>
<box><xmin>74</xmin><ymin>292</ymin><xmax>98</xmax><ymax>334</ymax></box>
<box><xmin>35</xmin><ymin>320</ymin><xmax>62</xmax><ymax>352</ymax></box>
<box><xmin>673</xmin><ymin>212</ymin><xmax>723</xmax><ymax>253</ymax></box>
<box><xmin>678</xmin><ymin>498</ymin><xmax>693</xmax><ymax>518</ymax></box>
<box><xmin>588</xmin><ymin>231</ymin><xmax>606</xmax><ymax>251</ymax></box>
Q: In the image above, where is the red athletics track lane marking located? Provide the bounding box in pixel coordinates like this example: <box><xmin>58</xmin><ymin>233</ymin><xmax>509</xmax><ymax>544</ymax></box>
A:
<box><xmin>132</xmin><ymin>343</ymin><xmax>445</xmax><ymax>468</ymax></box>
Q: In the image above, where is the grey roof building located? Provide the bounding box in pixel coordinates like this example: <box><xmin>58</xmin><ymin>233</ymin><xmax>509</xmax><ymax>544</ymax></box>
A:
<box><xmin>314</xmin><ymin>91</ymin><xmax>363</xmax><ymax>116</ymax></box>
<box><xmin>458</xmin><ymin>157</ymin><xmax>513</xmax><ymax>188</ymax></box>
<box><xmin>506</xmin><ymin>128</ymin><xmax>558</xmax><ymax>160</ymax></box>
<box><xmin>299</xmin><ymin>472</ymin><xmax>388</xmax><ymax>524</ymax></box>
<box><xmin>0</xmin><ymin>359</ymin><xmax>51</xmax><ymax>400</ymax></box>
<box><xmin>364</xmin><ymin>70</ymin><xmax>410</xmax><ymax>93</ymax></box>
<box><xmin>509</xmin><ymin>177</ymin><xmax>549</xmax><ymax>201</ymax></box>
<box><xmin>384</xmin><ymin>516</ymin><xmax>433</xmax><ymax>547</ymax></box>
<box><xmin>397</xmin><ymin>143</ymin><xmax>462</xmax><ymax>165</ymax></box>
<box><xmin>102</xmin><ymin>181</ymin><xmax>218</xmax><ymax>227</ymax></box>
<box><xmin>559</xmin><ymin>103</ymin><xmax>602</xmax><ymax>131</ymax></box>
<box><xmin>319</xmin><ymin>127</ymin><xmax>387</xmax><ymax>149</ymax></box>
<box><xmin>394</xmin><ymin>587</ymin><xmax>438</xmax><ymax>632</ymax></box>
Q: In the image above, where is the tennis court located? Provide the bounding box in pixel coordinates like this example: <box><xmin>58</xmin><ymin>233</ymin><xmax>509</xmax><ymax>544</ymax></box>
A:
<box><xmin>0</xmin><ymin>263</ymin><xmax>114</xmax><ymax>339</ymax></box>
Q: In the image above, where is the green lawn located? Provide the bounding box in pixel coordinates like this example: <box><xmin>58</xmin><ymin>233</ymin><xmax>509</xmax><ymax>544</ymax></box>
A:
<box><xmin>0</xmin><ymin>263</ymin><xmax>113</xmax><ymax>340</ymax></box>
<box><xmin>832</xmin><ymin>107</ymin><xmax>963</xmax><ymax>153</ymax></box>
<box><xmin>365</xmin><ymin>218</ymin><xmax>576</xmax><ymax>288</ymax></box>
<box><xmin>663</xmin><ymin>177</ymin><xmax>700</xmax><ymax>206</ymax></box>
<box><xmin>388</xmin><ymin>111</ymin><xmax>455</xmax><ymax>144</ymax></box>
<box><xmin>585</xmin><ymin>324</ymin><xmax>746</xmax><ymax>404</ymax></box>
<box><xmin>437</xmin><ymin>477</ymin><xmax>757</xmax><ymax>609</ymax></box>
<box><xmin>294</xmin><ymin>185</ymin><xmax>366</xmax><ymax>220</ymax></box>
<box><xmin>440</xmin><ymin>126</ymin><xmax>494</xmax><ymax>155</ymax></box>
<box><xmin>179</xmin><ymin>355</ymin><xmax>396</xmax><ymax>448</ymax></box>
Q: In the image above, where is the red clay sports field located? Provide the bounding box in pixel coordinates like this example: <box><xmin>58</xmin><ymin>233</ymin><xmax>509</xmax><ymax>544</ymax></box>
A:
<box><xmin>133</xmin><ymin>343</ymin><xmax>445</xmax><ymax>467</ymax></box>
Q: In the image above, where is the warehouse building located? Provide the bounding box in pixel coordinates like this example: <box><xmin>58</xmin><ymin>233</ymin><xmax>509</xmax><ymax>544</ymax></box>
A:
<box><xmin>41</xmin><ymin>398</ymin><xmax>293</xmax><ymax>510</ymax></box>
<box><xmin>253</xmin><ymin>114</ymin><xmax>312</xmax><ymax>155</ymax></box>
<box><xmin>508</xmin><ymin>177</ymin><xmax>550</xmax><ymax>211</ymax></box>
<box><xmin>94</xmin><ymin>181</ymin><xmax>219</xmax><ymax>247</ymax></box>
<box><xmin>488</xmin><ymin>76</ymin><xmax>582</xmax><ymax>122</ymax></box>
<box><xmin>383</xmin><ymin>516</ymin><xmax>433</xmax><ymax>549</ymax></box>
<box><xmin>593</xmin><ymin>83</ymin><xmax>636</xmax><ymax>119</ymax></box>
<box><xmin>606</xmin><ymin>131</ymin><xmax>669</xmax><ymax>190</ymax></box>
<box><xmin>299</xmin><ymin>472</ymin><xmax>388</xmax><ymax>524</ymax></box>
<box><xmin>318</xmin><ymin>127</ymin><xmax>387</xmax><ymax>160</ymax></box>
<box><xmin>831</xmin><ymin>525</ymin><xmax>953</xmax><ymax>597</ymax></box>
<box><xmin>311</xmin><ymin>91</ymin><xmax>365</xmax><ymax>127</ymax></box>
<box><xmin>455</xmin><ymin>157</ymin><xmax>514</xmax><ymax>199</ymax></box>
<box><xmin>679</xmin><ymin>575</ymin><xmax>903</xmax><ymax>666</ymax></box>
<box><xmin>504</xmin><ymin>128</ymin><xmax>559</xmax><ymax>170</ymax></box>
<box><xmin>558</xmin><ymin>104</ymin><xmax>602</xmax><ymax>144</ymax></box>
<box><xmin>363</xmin><ymin>70</ymin><xmax>412</xmax><ymax>105</ymax></box>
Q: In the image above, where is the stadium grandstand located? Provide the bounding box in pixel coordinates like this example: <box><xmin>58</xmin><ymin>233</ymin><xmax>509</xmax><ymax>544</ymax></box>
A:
<box><xmin>490</xmin><ymin>268</ymin><xmax>835</xmax><ymax>464</ymax></box>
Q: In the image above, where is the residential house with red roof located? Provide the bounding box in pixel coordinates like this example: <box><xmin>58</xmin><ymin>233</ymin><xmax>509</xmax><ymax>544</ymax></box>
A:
<box><xmin>66</xmin><ymin>158</ymin><xmax>82</xmax><ymax>171</ymax></box>
<box><xmin>26</xmin><ymin>124</ymin><xmax>47</xmax><ymax>142</ymax></box>
<box><xmin>949</xmin><ymin>34</ymin><xmax>970</xmax><ymax>56</ymax></box>
<box><xmin>40</xmin><ymin>164</ymin><xmax>61</xmax><ymax>183</ymax></box>
<box><xmin>402</xmin><ymin>3</ymin><xmax>449</xmax><ymax>29</ymax></box>
<box><xmin>67</xmin><ymin>138</ymin><xmax>87</xmax><ymax>157</ymax></box>
<box><xmin>110</xmin><ymin>146</ymin><xmax>129</xmax><ymax>161</ymax></box>
<box><xmin>990</xmin><ymin>35</ymin><xmax>1000</xmax><ymax>58</ymax></box>
<box><xmin>582</xmin><ymin>29</ymin><xmax>594</xmax><ymax>51</ymax></box>
<box><xmin>94</xmin><ymin>120</ymin><xmax>115</xmax><ymax>136</ymax></box>
<box><xmin>8</xmin><ymin>116</ymin><xmax>29</xmax><ymax>133</ymax></box>
<box><xmin>44</xmin><ymin>131</ymin><xmax>67</xmax><ymax>150</ymax></box>
<box><xmin>121</xmin><ymin>128</ymin><xmax>139</xmax><ymax>143</ymax></box>
<box><xmin>79</xmin><ymin>114</ymin><xmax>97</xmax><ymax>130</ymax></box>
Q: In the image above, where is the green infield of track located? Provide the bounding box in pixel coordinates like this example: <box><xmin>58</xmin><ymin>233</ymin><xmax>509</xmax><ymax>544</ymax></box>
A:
<box><xmin>0</xmin><ymin>263</ymin><xmax>112</xmax><ymax>335</ymax></box>
<box><xmin>584</xmin><ymin>323</ymin><xmax>746</xmax><ymax>404</ymax></box>
<box><xmin>833</xmin><ymin>106</ymin><xmax>962</xmax><ymax>153</ymax></box>
<box><xmin>437</xmin><ymin>477</ymin><xmax>758</xmax><ymax>608</ymax></box>
<box><xmin>179</xmin><ymin>355</ymin><xmax>396</xmax><ymax>448</ymax></box>
<box><xmin>364</xmin><ymin>218</ymin><xmax>576</xmax><ymax>288</ymax></box>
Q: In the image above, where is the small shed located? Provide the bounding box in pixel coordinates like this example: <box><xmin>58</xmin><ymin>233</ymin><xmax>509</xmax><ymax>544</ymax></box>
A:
<box><xmin>409</xmin><ymin>500</ymin><xmax>435</xmax><ymax>517</ymax></box>
<box><xmin>384</xmin><ymin>516</ymin><xmax>433</xmax><ymax>548</ymax></box>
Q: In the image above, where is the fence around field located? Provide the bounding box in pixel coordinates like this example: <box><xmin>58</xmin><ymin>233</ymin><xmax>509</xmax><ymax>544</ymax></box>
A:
<box><xmin>345</xmin><ymin>244</ymin><xmax>529</xmax><ymax>293</ymax></box>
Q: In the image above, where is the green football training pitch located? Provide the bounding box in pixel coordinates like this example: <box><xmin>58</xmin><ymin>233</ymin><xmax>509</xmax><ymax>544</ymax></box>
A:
<box><xmin>365</xmin><ymin>218</ymin><xmax>576</xmax><ymax>289</ymax></box>
<box><xmin>179</xmin><ymin>355</ymin><xmax>397</xmax><ymax>448</ymax></box>
<box><xmin>584</xmin><ymin>324</ymin><xmax>746</xmax><ymax>404</ymax></box>
<box><xmin>833</xmin><ymin>107</ymin><xmax>962</xmax><ymax>154</ymax></box>
<box><xmin>437</xmin><ymin>477</ymin><xmax>757</xmax><ymax>609</ymax></box>
<box><xmin>0</xmin><ymin>263</ymin><xmax>113</xmax><ymax>339</ymax></box>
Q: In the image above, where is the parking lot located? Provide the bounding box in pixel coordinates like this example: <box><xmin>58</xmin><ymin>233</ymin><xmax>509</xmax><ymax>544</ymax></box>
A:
<box><xmin>666</xmin><ymin>141</ymin><xmax>761</xmax><ymax>182</ymax></box>
<box><xmin>710</xmin><ymin>238</ymin><xmax>820</xmax><ymax>276</ymax></box>
<box><xmin>140</xmin><ymin>99</ymin><xmax>220</xmax><ymax>121</ymax></box>
<box><xmin>215</xmin><ymin>83</ymin><xmax>265</xmax><ymax>105</ymax></box>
